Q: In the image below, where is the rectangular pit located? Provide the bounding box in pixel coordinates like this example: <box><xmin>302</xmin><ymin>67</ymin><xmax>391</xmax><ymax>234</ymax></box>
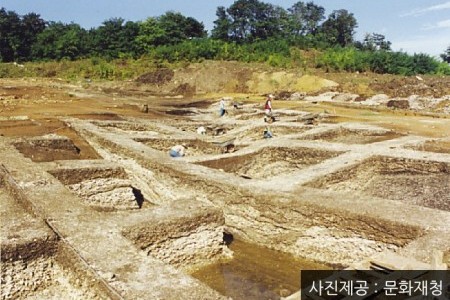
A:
<box><xmin>136</xmin><ymin>138</ymin><xmax>224</xmax><ymax>156</ymax></box>
<box><xmin>187</xmin><ymin>197</ymin><xmax>421</xmax><ymax>299</ymax></box>
<box><xmin>122</xmin><ymin>200</ymin><xmax>231</xmax><ymax>271</ymax></box>
<box><xmin>49</xmin><ymin>166</ymin><xmax>146</xmax><ymax>210</ymax></box>
<box><xmin>196</xmin><ymin>147</ymin><xmax>341</xmax><ymax>179</ymax></box>
<box><xmin>190</xmin><ymin>239</ymin><xmax>331</xmax><ymax>300</ymax></box>
<box><xmin>234</xmin><ymin>111</ymin><xmax>303</xmax><ymax>121</ymax></box>
<box><xmin>165</xmin><ymin>109</ymin><xmax>198</xmax><ymax>116</ymax></box>
<box><xmin>13</xmin><ymin>134</ymin><xmax>100</xmax><ymax>162</ymax></box>
<box><xmin>233</xmin><ymin>111</ymin><xmax>260</xmax><ymax>120</ymax></box>
<box><xmin>93</xmin><ymin>120</ymin><xmax>161</xmax><ymax>132</ymax></box>
<box><xmin>178</xmin><ymin>123</ymin><xmax>235</xmax><ymax>136</ymax></box>
<box><xmin>0</xmin><ymin>188</ymin><xmax>101</xmax><ymax>300</ymax></box>
<box><xmin>0</xmin><ymin>119</ymin><xmax>41</xmax><ymax>137</ymax></box>
<box><xmin>70</xmin><ymin>113</ymin><xmax>123</xmax><ymax>120</ymax></box>
<box><xmin>406</xmin><ymin>140</ymin><xmax>450</xmax><ymax>154</ymax></box>
<box><xmin>235</xmin><ymin>125</ymin><xmax>309</xmax><ymax>143</ymax></box>
<box><xmin>306</xmin><ymin>156</ymin><xmax>450</xmax><ymax>211</ymax></box>
<box><xmin>299</xmin><ymin>127</ymin><xmax>403</xmax><ymax>144</ymax></box>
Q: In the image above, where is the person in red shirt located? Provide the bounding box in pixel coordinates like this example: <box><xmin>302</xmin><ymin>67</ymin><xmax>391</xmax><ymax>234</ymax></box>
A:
<box><xmin>264</xmin><ymin>94</ymin><xmax>274</xmax><ymax>116</ymax></box>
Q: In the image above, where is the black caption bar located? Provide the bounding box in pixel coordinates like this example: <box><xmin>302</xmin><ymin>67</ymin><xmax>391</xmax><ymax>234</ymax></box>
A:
<box><xmin>300</xmin><ymin>270</ymin><xmax>449</xmax><ymax>299</ymax></box>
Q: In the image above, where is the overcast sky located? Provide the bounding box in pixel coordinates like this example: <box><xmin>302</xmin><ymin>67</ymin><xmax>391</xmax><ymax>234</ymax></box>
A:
<box><xmin>1</xmin><ymin>0</ymin><xmax>449</xmax><ymax>57</ymax></box>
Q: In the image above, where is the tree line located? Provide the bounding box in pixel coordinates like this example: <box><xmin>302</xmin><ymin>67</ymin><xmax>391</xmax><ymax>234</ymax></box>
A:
<box><xmin>1</xmin><ymin>0</ymin><xmax>449</xmax><ymax>76</ymax></box>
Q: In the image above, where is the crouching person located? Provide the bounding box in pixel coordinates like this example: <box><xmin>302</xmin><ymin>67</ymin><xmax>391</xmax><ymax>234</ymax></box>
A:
<box><xmin>169</xmin><ymin>143</ymin><xmax>187</xmax><ymax>157</ymax></box>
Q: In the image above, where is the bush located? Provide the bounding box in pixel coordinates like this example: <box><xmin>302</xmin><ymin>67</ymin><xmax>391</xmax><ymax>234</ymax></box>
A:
<box><xmin>316</xmin><ymin>47</ymin><xmax>370</xmax><ymax>72</ymax></box>
<box><xmin>317</xmin><ymin>48</ymin><xmax>443</xmax><ymax>75</ymax></box>
<box><xmin>1</xmin><ymin>38</ymin><xmax>446</xmax><ymax>80</ymax></box>
<box><xmin>436</xmin><ymin>62</ymin><xmax>450</xmax><ymax>75</ymax></box>
<box><xmin>144</xmin><ymin>38</ymin><xmax>293</xmax><ymax>67</ymax></box>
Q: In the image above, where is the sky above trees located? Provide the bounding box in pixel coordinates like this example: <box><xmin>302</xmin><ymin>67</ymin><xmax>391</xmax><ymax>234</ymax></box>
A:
<box><xmin>1</xmin><ymin>0</ymin><xmax>449</xmax><ymax>56</ymax></box>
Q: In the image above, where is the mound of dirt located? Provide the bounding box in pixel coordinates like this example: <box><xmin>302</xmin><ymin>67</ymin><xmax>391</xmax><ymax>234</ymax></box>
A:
<box><xmin>136</xmin><ymin>68</ymin><xmax>174</xmax><ymax>85</ymax></box>
<box><xmin>127</xmin><ymin>61</ymin><xmax>449</xmax><ymax>109</ymax></box>
<box><xmin>369</xmin><ymin>76</ymin><xmax>450</xmax><ymax>98</ymax></box>
<box><xmin>171</xmin><ymin>83</ymin><xmax>196</xmax><ymax>97</ymax></box>
<box><xmin>248</xmin><ymin>73</ymin><xmax>338</xmax><ymax>94</ymax></box>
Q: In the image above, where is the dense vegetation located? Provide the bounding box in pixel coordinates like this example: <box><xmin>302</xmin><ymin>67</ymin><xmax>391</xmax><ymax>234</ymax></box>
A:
<box><xmin>1</xmin><ymin>0</ymin><xmax>449</xmax><ymax>76</ymax></box>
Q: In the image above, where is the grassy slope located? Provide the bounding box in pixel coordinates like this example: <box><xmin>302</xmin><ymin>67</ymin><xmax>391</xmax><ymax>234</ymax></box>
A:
<box><xmin>1</xmin><ymin>58</ymin><xmax>449</xmax><ymax>98</ymax></box>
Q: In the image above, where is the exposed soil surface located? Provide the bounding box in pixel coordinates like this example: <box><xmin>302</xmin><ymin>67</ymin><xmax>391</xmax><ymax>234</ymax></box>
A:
<box><xmin>235</xmin><ymin>125</ymin><xmax>309</xmax><ymax>143</ymax></box>
<box><xmin>299</xmin><ymin>127</ymin><xmax>404</xmax><ymax>144</ymax></box>
<box><xmin>1</xmin><ymin>64</ymin><xmax>449</xmax><ymax>300</ymax></box>
<box><xmin>14</xmin><ymin>134</ymin><xmax>100</xmax><ymax>162</ymax></box>
<box><xmin>197</xmin><ymin>147</ymin><xmax>341</xmax><ymax>179</ymax></box>
<box><xmin>406</xmin><ymin>139</ymin><xmax>450</xmax><ymax>154</ymax></box>
<box><xmin>136</xmin><ymin>68</ymin><xmax>174</xmax><ymax>85</ymax></box>
<box><xmin>137</xmin><ymin>138</ymin><xmax>224</xmax><ymax>156</ymax></box>
<box><xmin>49</xmin><ymin>167</ymin><xmax>145</xmax><ymax>210</ymax></box>
<box><xmin>190</xmin><ymin>239</ymin><xmax>331</xmax><ymax>300</ymax></box>
<box><xmin>306</xmin><ymin>156</ymin><xmax>450</xmax><ymax>211</ymax></box>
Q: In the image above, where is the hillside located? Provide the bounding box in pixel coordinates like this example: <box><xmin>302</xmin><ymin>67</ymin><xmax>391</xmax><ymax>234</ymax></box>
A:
<box><xmin>125</xmin><ymin>61</ymin><xmax>450</xmax><ymax>114</ymax></box>
<box><xmin>130</xmin><ymin>61</ymin><xmax>449</xmax><ymax>96</ymax></box>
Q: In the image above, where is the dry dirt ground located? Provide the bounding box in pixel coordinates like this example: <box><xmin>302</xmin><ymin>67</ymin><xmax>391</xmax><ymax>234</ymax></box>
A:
<box><xmin>1</xmin><ymin>70</ymin><xmax>449</xmax><ymax>300</ymax></box>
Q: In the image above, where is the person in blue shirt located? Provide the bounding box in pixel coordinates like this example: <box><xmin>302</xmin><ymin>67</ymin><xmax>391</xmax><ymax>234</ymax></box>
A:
<box><xmin>169</xmin><ymin>144</ymin><xmax>187</xmax><ymax>157</ymax></box>
<box><xmin>263</xmin><ymin>126</ymin><xmax>273</xmax><ymax>138</ymax></box>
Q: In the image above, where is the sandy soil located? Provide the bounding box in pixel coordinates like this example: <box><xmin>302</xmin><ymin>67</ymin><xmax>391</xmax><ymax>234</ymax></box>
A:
<box><xmin>1</xmin><ymin>70</ymin><xmax>449</xmax><ymax>300</ymax></box>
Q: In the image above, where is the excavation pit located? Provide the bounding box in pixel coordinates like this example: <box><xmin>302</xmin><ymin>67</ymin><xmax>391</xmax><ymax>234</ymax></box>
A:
<box><xmin>93</xmin><ymin>121</ymin><xmax>157</xmax><ymax>132</ymax></box>
<box><xmin>235</xmin><ymin>111</ymin><xmax>303</xmax><ymax>122</ymax></box>
<box><xmin>122</xmin><ymin>200</ymin><xmax>231</xmax><ymax>271</ymax></box>
<box><xmin>13</xmin><ymin>134</ymin><xmax>99</xmax><ymax>162</ymax></box>
<box><xmin>406</xmin><ymin>140</ymin><xmax>450</xmax><ymax>154</ymax></box>
<box><xmin>196</xmin><ymin>147</ymin><xmax>341</xmax><ymax>179</ymax></box>
<box><xmin>235</xmin><ymin>125</ymin><xmax>309</xmax><ymax>143</ymax></box>
<box><xmin>91</xmin><ymin>120</ymin><xmax>172</xmax><ymax>138</ymax></box>
<box><xmin>172</xmin><ymin>100</ymin><xmax>212</xmax><ymax>109</ymax></box>
<box><xmin>233</xmin><ymin>111</ymin><xmax>260</xmax><ymax>120</ymax></box>
<box><xmin>70</xmin><ymin>113</ymin><xmax>123</xmax><ymax>120</ymax></box>
<box><xmin>299</xmin><ymin>127</ymin><xmax>403</xmax><ymax>144</ymax></box>
<box><xmin>136</xmin><ymin>138</ymin><xmax>224</xmax><ymax>156</ymax></box>
<box><xmin>306</xmin><ymin>156</ymin><xmax>450</xmax><ymax>211</ymax></box>
<box><xmin>165</xmin><ymin>109</ymin><xmax>197</xmax><ymax>116</ymax></box>
<box><xmin>0</xmin><ymin>119</ymin><xmax>40</xmax><ymax>136</ymax></box>
<box><xmin>320</xmin><ymin>115</ymin><xmax>359</xmax><ymax>124</ymax></box>
<box><xmin>0</xmin><ymin>188</ymin><xmax>100</xmax><ymax>300</ymax></box>
<box><xmin>49</xmin><ymin>166</ymin><xmax>146</xmax><ymax>210</ymax></box>
<box><xmin>190</xmin><ymin>239</ymin><xmax>331</xmax><ymax>300</ymax></box>
<box><xmin>178</xmin><ymin>123</ymin><xmax>235</xmax><ymax>136</ymax></box>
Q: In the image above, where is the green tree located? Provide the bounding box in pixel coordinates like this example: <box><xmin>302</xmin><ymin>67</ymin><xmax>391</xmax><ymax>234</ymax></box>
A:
<box><xmin>287</xmin><ymin>1</ymin><xmax>325</xmax><ymax>36</ymax></box>
<box><xmin>31</xmin><ymin>22</ymin><xmax>64</xmax><ymax>60</ymax></box>
<box><xmin>357</xmin><ymin>32</ymin><xmax>391</xmax><ymax>51</ymax></box>
<box><xmin>212</xmin><ymin>0</ymin><xmax>288</xmax><ymax>42</ymax></box>
<box><xmin>411</xmin><ymin>53</ymin><xmax>439</xmax><ymax>74</ymax></box>
<box><xmin>137</xmin><ymin>11</ymin><xmax>206</xmax><ymax>53</ymax></box>
<box><xmin>18</xmin><ymin>13</ymin><xmax>46</xmax><ymax>60</ymax></box>
<box><xmin>136</xmin><ymin>17</ymin><xmax>166</xmax><ymax>50</ymax></box>
<box><xmin>158</xmin><ymin>11</ymin><xmax>206</xmax><ymax>44</ymax></box>
<box><xmin>0</xmin><ymin>8</ymin><xmax>22</xmax><ymax>61</ymax></box>
<box><xmin>91</xmin><ymin>18</ymin><xmax>139</xmax><ymax>59</ymax></box>
<box><xmin>32</xmin><ymin>22</ymin><xmax>89</xmax><ymax>60</ymax></box>
<box><xmin>226</xmin><ymin>0</ymin><xmax>262</xmax><ymax>41</ymax></box>
<box><xmin>211</xmin><ymin>6</ymin><xmax>232</xmax><ymax>40</ymax></box>
<box><xmin>184</xmin><ymin>16</ymin><xmax>207</xmax><ymax>39</ymax></box>
<box><xmin>251</xmin><ymin>3</ymin><xmax>288</xmax><ymax>40</ymax></box>
<box><xmin>320</xmin><ymin>9</ymin><xmax>357</xmax><ymax>47</ymax></box>
<box><xmin>0</xmin><ymin>9</ymin><xmax>46</xmax><ymax>62</ymax></box>
<box><xmin>441</xmin><ymin>46</ymin><xmax>450</xmax><ymax>63</ymax></box>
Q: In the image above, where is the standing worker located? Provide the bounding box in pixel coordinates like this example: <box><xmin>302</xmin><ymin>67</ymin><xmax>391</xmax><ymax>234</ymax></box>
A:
<box><xmin>264</xmin><ymin>94</ymin><xmax>274</xmax><ymax>117</ymax></box>
<box><xmin>219</xmin><ymin>98</ymin><xmax>227</xmax><ymax>117</ymax></box>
